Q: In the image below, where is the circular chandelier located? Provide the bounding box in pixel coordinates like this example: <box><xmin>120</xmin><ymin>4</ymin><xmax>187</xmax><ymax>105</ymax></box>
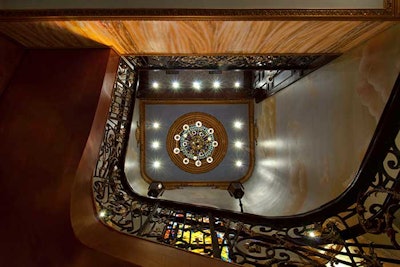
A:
<box><xmin>167</xmin><ymin>112</ymin><xmax>227</xmax><ymax>174</ymax></box>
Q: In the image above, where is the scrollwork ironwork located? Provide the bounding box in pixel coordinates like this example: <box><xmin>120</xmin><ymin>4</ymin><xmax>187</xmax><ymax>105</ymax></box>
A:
<box><xmin>127</xmin><ymin>55</ymin><xmax>338</xmax><ymax>71</ymax></box>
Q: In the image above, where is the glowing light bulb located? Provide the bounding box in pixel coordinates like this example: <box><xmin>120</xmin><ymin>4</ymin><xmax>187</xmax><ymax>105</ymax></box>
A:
<box><xmin>152</xmin><ymin>141</ymin><xmax>160</xmax><ymax>149</ymax></box>
<box><xmin>234</xmin><ymin>141</ymin><xmax>243</xmax><ymax>149</ymax></box>
<box><xmin>153</xmin><ymin>161</ymin><xmax>161</xmax><ymax>169</ymax></box>
<box><xmin>213</xmin><ymin>81</ymin><xmax>221</xmax><ymax>89</ymax></box>
<box><xmin>172</xmin><ymin>81</ymin><xmax>180</xmax><ymax>89</ymax></box>
<box><xmin>193</xmin><ymin>81</ymin><xmax>201</xmax><ymax>90</ymax></box>
<box><xmin>99</xmin><ymin>210</ymin><xmax>107</xmax><ymax>218</ymax></box>
<box><xmin>307</xmin><ymin>230</ymin><xmax>320</xmax><ymax>238</ymax></box>
<box><xmin>233</xmin><ymin>120</ymin><xmax>243</xmax><ymax>129</ymax></box>
<box><xmin>234</xmin><ymin>81</ymin><xmax>240</xmax><ymax>88</ymax></box>
<box><xmin>153</xmin><ymin>122</ymin><xmax>160</xmax><ymax>129</ymax></box>
<box><xmin>152</xmin><ymin>82</ymin><xmax>159</xmax><ymax>89</ymax></box>
<box><xmin>235</xmin><ymin>160</ymin><xmax>243</xmax><ymax>167</ymax></box>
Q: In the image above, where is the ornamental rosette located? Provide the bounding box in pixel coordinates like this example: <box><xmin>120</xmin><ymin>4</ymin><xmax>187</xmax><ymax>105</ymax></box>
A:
<box><xmin>166</xmin><ymin>112</ymin><xmax>227</xmax><ymax>174</ymax></box>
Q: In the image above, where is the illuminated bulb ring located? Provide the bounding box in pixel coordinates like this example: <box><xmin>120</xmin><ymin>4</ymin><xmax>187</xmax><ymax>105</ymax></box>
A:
<box><xmin>173</xmin><ymin>148</ymin><xmax>180</xmax><ymax>154</ymax></box>
<box><xmin>180</xmin><ymin>124</ymin><xmax>214</xmax><ymax>160</ymax></box>
<box><xmin>174</xmin><ymin>134</ymin><xmax>180</xmax><ymax>141</ymax></box>
<box><xmin>166</xmin><ymin>112</ymin><xmax>228</xmax><ymax>174</ymax></box>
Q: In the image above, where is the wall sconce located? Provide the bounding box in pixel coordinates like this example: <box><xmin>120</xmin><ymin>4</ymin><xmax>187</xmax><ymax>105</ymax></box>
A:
<box><xmin>228</xmin><ymin>182</ymin><xmax>244</xmax><ymax>199</ymax></box>
<box><xmin>147</xmin><ymin>182</ymin><xmax>165</xmax><ymax>198</ymax></box>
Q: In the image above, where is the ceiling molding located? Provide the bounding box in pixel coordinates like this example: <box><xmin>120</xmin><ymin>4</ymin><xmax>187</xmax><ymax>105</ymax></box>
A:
<box><xmin>0</xmin><ymin>1</ymin><xmax>399</xmax><ymax>21</ymax></box>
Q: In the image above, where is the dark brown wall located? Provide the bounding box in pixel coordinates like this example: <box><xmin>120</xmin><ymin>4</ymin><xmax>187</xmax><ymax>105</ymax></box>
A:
<box><xmin>0</xmin><ymin>34</ymin><xmax>24</xmax><ymax>98</ymax></box>
<box><xmin>0</xmin><ymin>48</ymin><xmax>137</xmax><ymax>267</ymax></box>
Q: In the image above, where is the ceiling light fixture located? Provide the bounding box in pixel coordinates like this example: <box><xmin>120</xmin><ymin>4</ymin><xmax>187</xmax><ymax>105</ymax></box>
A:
<box><xmin>235</xmin><ymin>160</ymin><xmax>243</xmax><ymax>167</ymax></box>
<box><xmin>152</xmin><ymin>82</ymin><xmax>160</xmax><ymax>89</ymax></box>
<box><xmin>193</xmin><ymin>81</ymin><xmax>201</xmax><ymax>90</ymax></box>
<box><xmin>172</xmin><ymin>81</ymin><xmax>180</xmax><ymax>89</ymax></box>
<box><xmin>153</xmin><ymin>161</ymin><xmax>161</xmax><ymax>169</ymax></box>
<box><xmin>213</xmin><ymin>81</ymin><xmax>221</xmax><ymax>89</ymax></box>
<box><xmin>233</xmin><ymin>120</ymin><xmax>243</xmax><ymax>129</ymax></box>
<box><xmin>234</xmin><ymin>141</ymin><xmax>244</xmax><ymax>149</ymax></box>
<box><xmin>152</xmin><ymin>141</ymin><xmax>160</xmax><ymax>149</ymax></box>
<box><xmin>172</xmin><ymin>120</ymin><xmax>217</xmax><ymax>168</ymax></box>
<box><xmin>153</xmin><ymin>122</ymin><xmax>160</xmax><ymax>129</ymax></box>
<box><xmin>234</xmin><ymin>81</ymin><xmax>241</xmax><ymax>88</ymax></box>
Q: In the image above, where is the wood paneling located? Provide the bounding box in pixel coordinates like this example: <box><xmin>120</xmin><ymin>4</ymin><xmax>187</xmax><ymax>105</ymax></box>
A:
<box><xmin>0</xmin><ymin>20</ymin><xmax>396</xmax><ymax>55</ymax></box>
<box><xmin>0</xmin><ymin>34</ymin><xmax>24</xmax><ymax>97</ymax></box>
<box><xmin>0</xmin><ymin>48</ymin><xmax>136</xmax><ymax>267</ymax></box>
<box><xmin>396</xmin><ymin>0</ymin><xmax>400</xmax><ymax>16</ymax></box>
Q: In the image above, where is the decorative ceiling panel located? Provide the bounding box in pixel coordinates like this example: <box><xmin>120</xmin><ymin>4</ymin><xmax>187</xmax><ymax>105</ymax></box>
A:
<box><xmin>140</xmin><ymin>100</ymin><xmax>254</xmax><ymax>188</ymax></box>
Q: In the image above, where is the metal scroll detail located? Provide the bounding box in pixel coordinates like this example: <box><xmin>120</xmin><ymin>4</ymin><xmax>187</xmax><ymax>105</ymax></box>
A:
<box><xmin>126</xmin><ymin>55</ymin><xmax>339</xmax><ymax>71</ymax></box>
<box><xmin>93</xmin><ymin>61</ymin><xmax>400</xmax><ymax>266</ymax></box>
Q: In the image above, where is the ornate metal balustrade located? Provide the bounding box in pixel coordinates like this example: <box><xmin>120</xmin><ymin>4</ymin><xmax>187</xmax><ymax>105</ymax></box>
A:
<box><xmin>93</xmin><ymin>59</ymin><xmax>400</xmax><ymax>266</ymax></box>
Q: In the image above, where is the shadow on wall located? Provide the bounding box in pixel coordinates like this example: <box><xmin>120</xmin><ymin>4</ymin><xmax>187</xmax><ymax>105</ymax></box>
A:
<box><xmin>0</xmin><ymin>33</ymin><xmax>24</xmax><ymax>98</ymax></box>
<box><xmin>0</xmin><ymin>21</ymin><xmax>108</xmax><ymax>48</ymax></box>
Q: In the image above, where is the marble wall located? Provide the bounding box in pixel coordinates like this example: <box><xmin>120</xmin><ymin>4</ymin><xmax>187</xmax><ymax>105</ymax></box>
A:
<box><xmin>247</xmin><ymin>23</ymin><xmax>400</xmax><ymax>216</ymax></box>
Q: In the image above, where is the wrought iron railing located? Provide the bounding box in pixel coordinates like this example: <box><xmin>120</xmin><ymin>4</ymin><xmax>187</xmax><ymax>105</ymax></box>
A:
<box><xmin>93</xmin><ymin>59</ymin><xmax>400</xmax><ymax>266</ymax></box>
